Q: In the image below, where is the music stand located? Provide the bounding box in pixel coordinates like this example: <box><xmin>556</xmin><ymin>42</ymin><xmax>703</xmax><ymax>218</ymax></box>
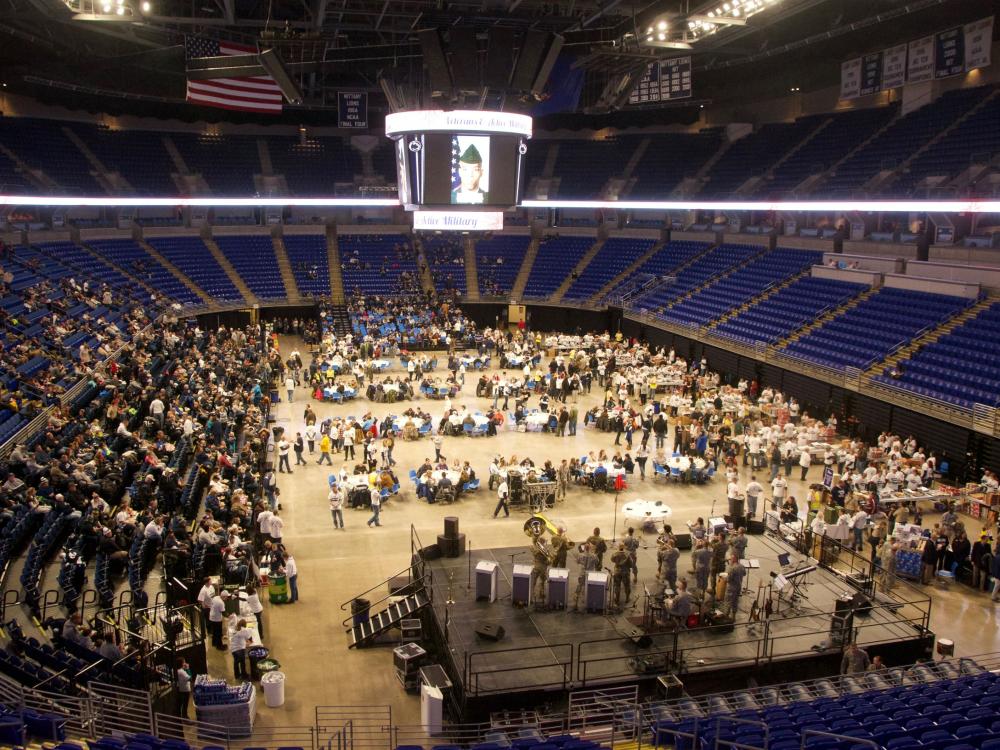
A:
<box><xmin>777</xmin><ymin>552</ymin><xmax>791</xmax><ymax>567</ymax></box>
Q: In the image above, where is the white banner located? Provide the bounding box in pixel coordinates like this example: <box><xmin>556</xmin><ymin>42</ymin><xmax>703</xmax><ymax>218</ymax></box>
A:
<box><xmin>840</xmin><ymin>57</ymin><xmax>862</xmax><ymax>99</ymax></box>
<box><xmin>882</xmin><ymin>44</ymin><xmax>908</xmax><ymax>89</ymax></box>
<box><xmin>965</xmin><ymin>16</ymin><xmax>993</xmax><ymax>70</ymax></box>
<box><xmin>386</xmin><ymin>110</ymin><xmax>533</xmax><ymax>138</ymax></box>
<box><xmin>412</xmin><ymin>210</ymin><xmax>504</xmax><ymax>231</ymax></box>
<box><xmin>907</xmin><ymin>35</ymin><xmax>935</xmax><ymax>83</ymax></box>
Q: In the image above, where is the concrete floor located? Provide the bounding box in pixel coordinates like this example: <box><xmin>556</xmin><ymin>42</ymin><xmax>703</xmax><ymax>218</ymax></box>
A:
<box><xmin>216</xmin><ymin>337</ymin><xmax>1000</xmax><ymax>732</ymax></box>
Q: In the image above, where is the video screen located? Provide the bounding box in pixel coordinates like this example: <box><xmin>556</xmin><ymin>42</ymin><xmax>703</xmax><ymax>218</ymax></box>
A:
<box><xmin>450</xmin><ymin>135</ymin><xmax>490</xmax><ymax>205</ymax></box>
<box><xmin>398</xmin><ymin>133</ymin><xmax>523</xmax><ymax>210</ymax></box>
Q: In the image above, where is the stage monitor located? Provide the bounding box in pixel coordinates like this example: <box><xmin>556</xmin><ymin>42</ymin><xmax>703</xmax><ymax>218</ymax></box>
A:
<box><xmin>386</xmin><ymin>110</ymin><xmax>532</xmax><ymax>214</ymax></box>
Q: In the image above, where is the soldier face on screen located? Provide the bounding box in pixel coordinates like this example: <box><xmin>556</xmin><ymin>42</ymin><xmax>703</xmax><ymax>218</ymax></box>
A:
<box><xmin>458</xmin><ymin>160</ymin><xmax>483</xmax><ymax>192</ymax></box>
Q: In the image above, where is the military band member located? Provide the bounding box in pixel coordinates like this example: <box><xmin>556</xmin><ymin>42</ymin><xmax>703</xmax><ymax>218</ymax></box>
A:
<box><xmin>573</xmin><ymin>542</ymin><xmax>599</xmax><ymax>612</ymax></box>
<box><xmin>611</xmin><ymin>542</ymin><xmax>631</xmax><ymax>607</ymax></box>
<box><xmin>623</xmin><ymin>526</ymin><xmax>641</xmax><ymax>582</ymax></box>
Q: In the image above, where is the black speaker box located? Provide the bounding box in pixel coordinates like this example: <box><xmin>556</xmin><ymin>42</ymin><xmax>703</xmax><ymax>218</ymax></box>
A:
<box><xmin>449</xmin><ymin>29</ymin><xmax>479</xmax><ymax>91</ymax></box>
<box><xmin>437</xmin><ymin>533</ymin><xmax>466</xmax><ymax>558</ymax></box>
<box><xmin>627</xmin><ymin>630</ymin><xmax>653</xmax><ymax>649</ymax></box>
<box><xmin>419</xmin><ymin>543</ymin><xmax>441</xmax><ymax>561</ymax></box>
<box><xmin>485</xmin><ymin>28</ymin><xmax>515</xmax><ymax>88</ymax></box>
<box><xmin>530</xmin><ymin>33</ymin><xmax>563</xmax><ymax>96</ymax></box>
<box><xmin>444</xmin><ymin>516</ymin><xmax>459</xmax><ymax>539</ymax></box>
<box><xmin>851</xmin><ymin>591</ymin><xmax>872</xmax><ymax>617</ymax></box>
<box><xmin>475</xmin><ymin>622</ymin><xmax>505</xmax><ymax>641</ymax></box>
<box><xmin>510</xmin><ymin>30</ymin><xmax>549</xmax><ymax>91</ymax></box>
<box><xmin>674</xmin><ymin>533</ymin><xmax>692</xmax><ymax>550</ymax></box>
<box><xmin>419</xmin><ymin>29</ymin><xmax>453</xmax><ymax>97</ymax></box>
<box><xmin>748</xmin><ymin>519</ymin><xmax>766</xmax><ymax>535</ymax></box>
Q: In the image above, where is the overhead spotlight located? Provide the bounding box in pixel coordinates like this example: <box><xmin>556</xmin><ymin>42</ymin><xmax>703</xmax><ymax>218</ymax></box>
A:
<box><xmin>732</xmin><ymin>7</ymin><xmax>740</xmax><ymax>15</ymax></box>
<box><xmin>707</xmin><ymin>10</ymin><xmax>715</xmax><ymax>16</ymax></box>
<box><xmin>115</xmin><ymin>4</ymin><xmax>124</xmax><ymax>12</ymax></box>
<box><xmin>723</xmin><ymin>3</ymin><xmax>730</xmax><ymax>11</ymax></box>
<box><xmin>657</xmin><ymin>32</ymin><xmax>666</xmax><ymax>40</ymax></box>
<box><xmin>141</xmin><ymin>0</ymin><xmax>150</xmax><ymax>9</ymax></box>
<box><xmin>657</xmin><ymin>20</ymin><xmax>667</xmax><ymax>30</ymax></box>
<box><xmin>688</xmin><ymin>20</ymin><xmax>695</xmax><ymax>27</ymax></box>
<box><xmin>646</xmin><ymin>25</ymin><xmax>653</xmax><ymax>33</ymax></box>
<box><xmin>101</xmin><ymin>1</ymin><xmax>111</xmax><ymax>11</ymax></box>
<box><xmin>646</xmin><ymin>34</ymin><xmax>653</xmax><ymax>41</ymax></box>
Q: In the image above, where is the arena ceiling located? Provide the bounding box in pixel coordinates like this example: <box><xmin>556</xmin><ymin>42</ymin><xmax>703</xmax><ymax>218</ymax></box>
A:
<box><xmin>0</xmin><ymin>0</ymin><xmax>992</xmax><ymax>124</ymax></box>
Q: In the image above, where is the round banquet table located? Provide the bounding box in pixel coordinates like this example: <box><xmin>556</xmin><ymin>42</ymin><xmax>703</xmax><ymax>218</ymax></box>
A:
<box><xmin>622</xmin><ymin>499</ymin><xmax>672</xmax><ymax>523</ymax></box>
<box><xmin>524</xmin><ymin>412</ymin><xmax>553</xmax><ymax>429</ymax></box>
<box><xmin>372</xmin><ymin>359</ymin><xmax>391</xmax><ymax>371</ymax></box>
<box><xmin>322</xmin><ymin>386</ymin><xmax>356</xmax><ymax>399</ymax></box>
<box><xmin>419</xmin><ymin>469</ymin><xmax>462</xmax><ymax>485</ymax></box>
<box><xmin>584</xmin><ymin>461</ymin><xmax>626</xmax><ymax>479</ymax></box>
<box><xmin>665</xmin><ymin>456</ymin><xmax>707</xmax><ymax>473</ymax></box>
<box><xmin>392</xmin><ymin>416</ymin><xmax>425</xmax><ymax>431</ymax></box>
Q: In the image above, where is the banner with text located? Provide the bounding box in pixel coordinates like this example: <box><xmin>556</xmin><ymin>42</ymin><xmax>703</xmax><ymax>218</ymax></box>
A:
<box><xmin>907</xmin><ymin>34</ymin><xmax>936</xmax><ymax>83</ymax></box>
<box><xmin>860</xmin><ymin>52</ymin><xmax>884</xmax><ymax>96</ymax></box>
<box><xmin>934</xmin><ymin>26</ymin><xmax>965</xmax><ymax>79</ymax></box>
<box><xmin>964</xmin><ymin>16</ymin><xmax>993</xmax><ymax>70</ymax></box>
<box><xmin>337</xmin><ymin>92</ymin><xmax>368</xmax><ymax>129</ymax></box>
<box><xmin>882</xmin><ymin>44</ymin><xmax>908</xmax><ymax>90</ymax></box>
<box><xmin>840</xmin><ymin>57</ymin><xmax>862</xmax><ymax>99</ymax></box>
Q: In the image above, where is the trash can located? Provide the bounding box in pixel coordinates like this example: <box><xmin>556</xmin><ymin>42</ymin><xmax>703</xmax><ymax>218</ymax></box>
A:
<box><xmin>256</xmin><ymin>658</ymin><xmax>281</xmax><ymax>679</ymax></box>
<box><xmin>268</xmin><ymin>574</ymin><xmax>288</xmax><ymax>604</ymax></box>
<box><xmin>248</xmin><ymin>647</ymin><xmax>270</xmax><ymax>681</ymax></box>
<box><xmin>351</xmin><ymin>597</ymin><xmax>370</xmax><ymax>626</ymax></box>
<box><xmin>261</xmin><ymin>671</ymin><xmax>285</xmax><ymax>708</ymax></box>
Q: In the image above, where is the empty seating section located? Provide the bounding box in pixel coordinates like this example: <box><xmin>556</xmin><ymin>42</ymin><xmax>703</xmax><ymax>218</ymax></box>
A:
<box><xmin>86</xmin><ymin>239</ymin><xmax>202</xmax><ymax>306</ymax></box>
<box><xmin>269</xmin><ymin>135</ymin><xmax>361</xmax><ymax>194</ymax></box>
<box><xmin>72</xmin><ymin>124</ymin><xmax>178</xmax><ymax>195</ymax></box>
<box><xmin>649</xmin><ymin>659</ymin><xmax>1000</xmax><ymax>750</ymax></box>
<box><xmin>215</xmin><ymin>235</ymin><xmax>286</xmax><ymax>300</ymax></box>
<box><xmin>523</xmin><ymin>140</ymin><xmax>550</xmax><ymax>185</ymax></box>
<box><xmin>476</xmin><ymin>236</ymin><xmax>530</xmax><ymax>297</ymax></box>
<box><xmin>169</xmin><ymin>133</ymin><xmax>260</xmax><ymax>194</ymax></box>
<box><xmin>628</xmin><ymin>129</ymin><xmax>724</xmax><ymax>198</ymax></box>
<box><xmin>780</xmin><ymin>287</ymin><xmax>970</xmax><ymax>370</ymax></box>
<box><xmin>713</xmin><ymin>276</ymin><xmax>867</xmax><ymax>344</ymax></box>
<box><xmin>891</xmin><ymin>96</ymin><xmax>1000</xmax><ymax>196</ymax></box>
<box><xmin>757</xmin><ymin>106</ymin><xmax>899</xmax><ymax>197</ymax></box>
<box><xmin>146</xmin><ymin>237</ymin><xmax>243</xmax><ymax>302</ymax></box>
<box><xmin>563</xmin><ymin>238</ymin><xmax>655</xmax><ymax>301</ymax></box>
<box><xmin>339</xmin><ymin>235</ymin><xmax>419</xmax><ymax>296</ymax></box>
<box><xmin>701</xmin><ymin>118</ymin><xmax>821</xmax><ymax>197</ymax></box>
<box><xmin>603</xmin><ymin>240</ymin><xmax>710</xmax><ymax>301</ymax></box>
<box><xmin>665</xmin><ymin>248</ymin><xmax>822</xmax><ymax>325</ymax></box>
<box><xmin>0</xmin><ymin>118</ymin><xmax>103</xmax><ymax>194</ymax></box>
<box><xmin>0</xmin><ymin>149</ymin><xmax>28</xmax><ymax>192</ymax></box>
<box><xmin>632</xmin><ymin>244</ymin><xmax>762</xmax><ymax>313</ymax></box>
<box><xmin>33</xmin><ymin>241</ymin><xmax>154</xmax><ymax>306</ymax></box>
<box><xmin>552</xmin><ymin>139</ymin><xmax>635</xmax><ymax>197</ymax></box>
<box><xmin>872</xmin><ymin>301</ymin><xmax>1000</xmax><ymax>409</ymax></box>
<box><xmin>371</xmin><ymin>141</ymin><xmax>398</xmax><ymax>183</ymax></box>
<box><xmin>522</xmin><ymin>237</ymin><xmax>595</xmax><ymax>298</ymax></box>
<box><xmin>283</xmin><ymin>235</ymin><xmax>331</xmax><ymax>297</ymax></box>
<box><xmin>822</xmin><ymin>86</ymin><xmax>986</xmax><ymax>196</ymax></box>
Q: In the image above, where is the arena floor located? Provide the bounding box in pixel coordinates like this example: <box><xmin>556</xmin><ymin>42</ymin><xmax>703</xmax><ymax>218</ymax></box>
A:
<box><xmin>210</xmin><ymin>336</ymin><xmax>1000</xmax><ymax>731</ymax></box>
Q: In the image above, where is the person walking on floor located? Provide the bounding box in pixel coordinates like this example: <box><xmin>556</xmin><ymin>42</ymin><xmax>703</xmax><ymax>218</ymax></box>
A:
<box><xmin>494</xmin><ymin>479</ymin><xmax>510</xmax><ymax>518</ymax></box>
<box><xmin>330</xmin><ymin>484</ymin><xmax>345</xmax><ymax>529</ymax></box>
<box><xmin>367</xmin><ymin>488</ymin><xmax>382</xmax><ymax>527</ymax></box>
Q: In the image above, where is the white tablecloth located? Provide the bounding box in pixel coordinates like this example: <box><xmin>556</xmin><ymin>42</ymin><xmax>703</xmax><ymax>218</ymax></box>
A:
<box><xmin>344</xmin><ymin>474</ymin><xmax>373</xmax><ymax>489</ymax></box>
<box><xmin>525</xmin><ymin>412</ymin><xmax>552</xmax><ymax>426</ymax></box>
<box><xmin>393</xmin><ymin>417</ymin><xmax>425</xmax><ymax>431</ymax></box>
<box><xmin>420</xmin><ymin>469</ymin><xmax>462</xmax><ymax>485</ymax></box>
<box><xmin>373</xmin><ymin>359</ymin><xmax>391</xmax><ymax>371</ymax></box>
<box><xmin>623</xmin><ymin>500</ymin><xmax>672</xmax><ymax>522</ymax></box>
<box><xmin>584</xmin><ymin>461</ymin><xmax>626</xmax><ymax>479</ymax></box>
<box><xmin>322</xmin><ymin>386</ymin><xmax>356</xmax><ymax>399</ymax></box>
<box><xmin>665</xmin><ymin>456</ymin><xmax>707</xmax><ymax>472</ymax></box>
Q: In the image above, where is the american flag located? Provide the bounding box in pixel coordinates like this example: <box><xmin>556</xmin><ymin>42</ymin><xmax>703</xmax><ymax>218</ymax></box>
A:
<box><xmin>451</xmin><ymin>136</ymin><xmax>462</xmax><ymax>190</ymax></box>
<box><xmin>185</xmin><ymin>36</ymin><xmax>284</xmax><ymax>114</ymax></box>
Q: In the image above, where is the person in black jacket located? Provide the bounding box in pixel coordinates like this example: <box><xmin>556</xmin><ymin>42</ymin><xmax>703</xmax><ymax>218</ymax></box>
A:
<box><xmin>972</xmin><ymin>534</ymin><xmax>993</xmax><ymax>590</ymax></box>
<box><xmin>920</xmin><ymin>535</ymin><xmax>938</xmax><ymax>584</ymax></box>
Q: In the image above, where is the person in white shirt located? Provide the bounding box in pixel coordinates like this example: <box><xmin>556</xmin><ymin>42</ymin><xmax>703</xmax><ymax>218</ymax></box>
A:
<box><xmin>799</xmin><ymin>447</ymin><xmax>812</xmax><ymax>481</ymax></box>
<box><xmin>284</xmin><ymin>553</ymin><xmax>299</xmax><ymax>603</ymax></box>
<box><xmin>270</xmin><ymin>511</ymin><xmax>284</xmax><ymax>543</ymax></box>
<box><xmin>144</xmin><ymin>515</ymin><xmax>164</xmax><ymax>542</ymax></box>
<box><xmin>257</xmin><ymin>508</ymin><xmax>274</xmax><ymax>543</ymax></box>
<box><xmin>771</xmin><ymin>475</ymin><xmax>788</xmax><ymax>510</ymax></box>
<box><xmin>197</xmin><ymin>577</ymin><xmax>215</xmax><ymax>615</ymax></box>
<box><xmin>745</xmin><ymin>476</ymin><xmax>764</xmax><ymax>518</ymax></box>
<box><xmin>277</xmin><ymin>437</ymin><xmax>291</xmax><ymax>473</ymax></box>
<box><xmin>285</xmin><ymin>376</ymin><xmax>296</xmax><ymax>402</ymax></box>
<box><xmin>304</xmin><ymin>424</ymin><xmax>318</xmax><ymax>454</ymax></box>
<box><xmin>850</xmin><ymin>509</ymin><xmax>869</xmax><ymax>551</ymax></box>
<box><xmin>367</xmin><ymin>488</ymin><xmax>382</xmax><ymax>528</ymax></box>
<box><xmin>245</xmin><ymin>583</ymin><xmax>265</xmax><ymax>637</ymax></box>
<box><xmin>148</xmin><ymin>396</ymin><xmax>165</xmax><ymax>427</ymax></box>
<box><xmin>494</xmin><ymin>479</ymin><xmax>510</xmax><ymax>518</ymax></box>
<box><xmin>176</xmin><ymin>657</ymin><xmax>192</xmax><ymax>717</ymax></box>
<box><xmin>229</xmin><ymin>619</ymin><xmax>252</xmax><ymax>679</ymax></box>
<box><xmin>208</xmin><ymin>591</ymin><xmax>229</xmax><ymax>649</ymax></box>
<box><xmin>329</xmin><ymin>485</ymin><xmax>344</xmax><ymax>529</ymax></box>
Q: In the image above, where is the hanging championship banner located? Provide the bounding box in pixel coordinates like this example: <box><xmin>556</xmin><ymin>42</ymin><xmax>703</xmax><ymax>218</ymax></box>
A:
<box><xmin>882</xmin><ymin>44</ymin><xmax>907</xmax><ymax>90</ymax></box>
<box><xmin>907</xmin><ymin>35</ymin><xmax>935</xmax><ymax>83</ymax></box>
<box><xmin>859</xmin><ymin>52</ymin><xmax>883</xmax><ymax>96</ymax></box>
<box><xmin>840</xmin><ymin>57</ymin><xmax>862</xmax><ymax>99</ymax></box>
<box><xmin>934</xmin><ymin>26</ymin><xmax>965</xmax><ymax>79</ymax></box>
<box><xmin>964</xmin><ymin>16</ymin><xmax>993</xmax><ymax>70</ymax></box>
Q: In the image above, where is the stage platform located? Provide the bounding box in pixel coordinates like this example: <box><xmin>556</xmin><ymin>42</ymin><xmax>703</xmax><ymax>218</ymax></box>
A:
<box><xmin>421</xmin><ymin>529</ymin><xmax>933</xmax><ymax>716</ymax></box>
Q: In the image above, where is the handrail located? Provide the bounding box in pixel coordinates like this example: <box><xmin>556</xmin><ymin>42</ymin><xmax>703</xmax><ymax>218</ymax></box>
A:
<box><xmin>338</xmin><ymin>562</ymin><xmax>423</xmax><ymax>615</ymax></box>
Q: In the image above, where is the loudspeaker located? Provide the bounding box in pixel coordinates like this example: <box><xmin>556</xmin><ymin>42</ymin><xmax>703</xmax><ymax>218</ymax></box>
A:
<box><xmin>419</xmin><ymin>29</ymin><xmax>453</xmax><ymax>97</ymax></box>
<box><xmin>475</xmin><ymin>622</ymin><xmax>505</xmax><ymax>641</ymax></box>
<box><xmin>485</xmin><ymin>28</ymin><xmax>515</xmax><ymax>88</ymax></box>
<box><xmin>419</xmin><ymin>543</ymin><xmax>441</xmax><ymax>561</ymax></box>
<box><xmin>510</xmin><ymin>30</ymin><xmax>549</xmax><ymax>91</ymax></box>
<box><xmin>530</xmin><ymin>33</ymin><xmax>563</xmax><ymax>96</ymax></box>
<box><xmin>851</xmin><ymin>591</ymin><xmax>872</xmax><ymax>617</ymax></box>
<box><xmin>674</xmin><ymin>533</ymin><xmax>692</xmax><ymax>551</ymax></box>
<box><xmin>444</xmin><ymin>516</ymin><xmax>459</xmax><ymax>539</ymax></box>
<box><xmin>629</xmin><ymin>633</ymin><xmax>653</xmax><ymax>649</ymax></box>
<box><xmin>748</xmin><ymin>519</ymin><xmax>766</xmax><ymax>535</ymax></box>
<box><xmin>834</xmin><ymin>594</ymin><xmax>855</xmax><ymax>615</ymax></box>
<box><xmin>437</xmin><ymin>533</ymin><xmax>466</xmax><ymax>558</ymax></box>
<box><xmin>449</xmin><ymin>29</ymin><xmax>479</xmax><ymax>92</ymax></box>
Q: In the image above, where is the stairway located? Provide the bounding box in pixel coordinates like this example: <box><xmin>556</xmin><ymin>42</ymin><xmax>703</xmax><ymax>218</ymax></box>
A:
<box><xmin>620</xmin><ymin>138</ymin><xmax>651</xmax><ymax>181</ymax></box>
<box><xmin>0</xmin><ymin>143</ymin><xmax>59</xmax><ymax>192</ymax></box>
<box><xmin>810</xmin><ymin>109</ymin><xmax>902</xmax><ymax>194</ymax></box>
<box><xmin>62</xmin><ymin>126</ymin><xmax>131</xmax><ymax>194</ymax></box>
<box><xmin>203</xmin><ymin>237</ymin><xmax>255</xmax><ymax>304</ymax></box>
<box><xmin>863</xmin><ymin>295</ymin><xmax>996</xmax><ymax>375</ymax></box>
<box><xmin>511</xmin><ymin>238</ymin><xmax>540</xmax><ymax>299</ymax></box>
<box><xmin>661</xmin><ymin>247</ymin><xmax>768</xmax><ymax>312</ymax></box>
<box><xmin>551</xmin><ymin>239</ymin><xmax>606</xmax><ymax>304</ymax></box>
<box><xmin>161</xmin><ymin>136</ymin><xmax>191</xmax><ymax>175</ymax></box>
<box><xmin>326</xmin><ymin>227</ymin><xmax>346</xmax><ymax>304</ymax></box>
<box><xmin>257</xmin><ymin>138</ymin><xmax>274</xmax><ymax>176</ymax></box>
<box><xmin>878</xmin><ymin>89</ymin><xmax>1000</xmax><ymax>194</ymax></box>
<box><xmin>706</xmin><ymin>269</ymin><xmax>812</xmax><ymax>330</ymax></box>
<box><xmin>762</xmin><ymin>118</ymin><xmax>833</xmax><ymax>181</ymax></box>
<box><xmin>348</xmin><ymin>588</ymin><xmax>429</xmax><ymax>648</ymax></box>
<box><xmin>464</xmin><ymin>237</ymin><xmax>480</xmax><ymax>301</ymax></box>
<box><xmin>137</xmin><ymin>239</ymin><xmax>215</xmax><ymax>306</ymax></box>
<box><xmin>271</xmin><ymin>233</ymin><xmax>302</xmax><ymax>300</ymax></box>
<box><xmin>541</xmin><ymin>143</ymin><xmax>560</xmax><ymax>179</ymax></box>
<box><xmin>774</xmin><ymin>286</ymin><xmax>879</xmax><ymax>348</ymax></box>
<box><xmin>76</xmin><ymin>242</ymin><xmax>162</xmax><ymax>301</ymax></box>
<box><xmin>587</xmin><ymin>240</ymin><xmax>664</xmax><ymax>306</ymax></box>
